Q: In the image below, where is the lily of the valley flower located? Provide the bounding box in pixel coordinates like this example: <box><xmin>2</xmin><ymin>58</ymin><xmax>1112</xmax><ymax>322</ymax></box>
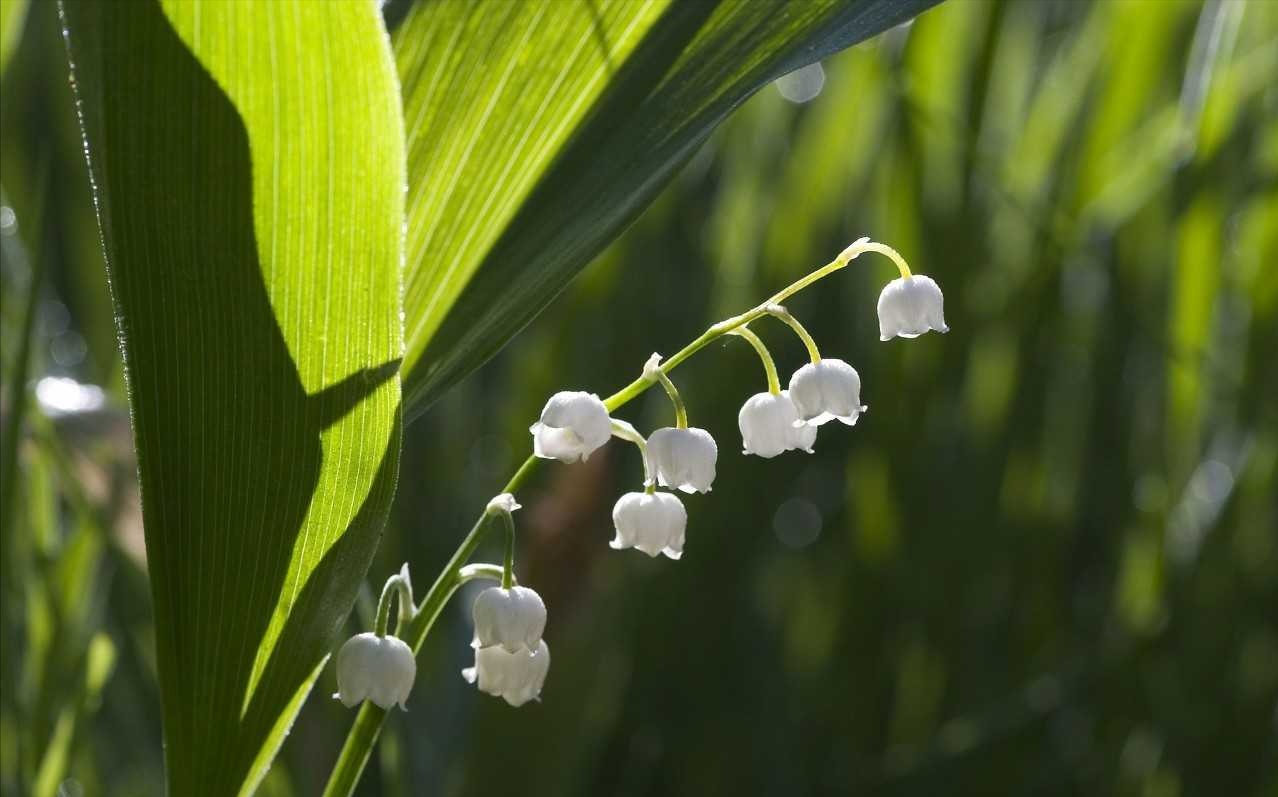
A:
<box><xmin>738</xmin><ymin>391</ymin><xmax>817</xmax><ymax>458</ymax></box>
<box><xmin>530</xmin><ymin>391</ymin><xmax>612</xmax><ymax>463</ymax></box>
<box><xmin>333</xmin><ymin>632</ymin><xmax>417</xmax><ymax>711</ymax></box>
<box><xmin>472</xmin><ymin>585</ymin><xmax>546</xmax><ymax>653</ymax></box>
<box><xmin>877</xmin><ymin>275</ymin><xmax>949</xmax><ymax>341</ymax></box>
<box><xmin>788</xmin><ymin>359</ymin><xmax>867</xmax><ymax>426</ymax></box>
<box><xmin>647</xmin><ymin>427</ymin><xmax>717</xmax><ymax>493</ymax></box>
<box><xmin>611</xmin><ymin>491</ymin><xmax>686</xmax><ymax>559</ymax></box>
<box><xmin>463</xmin><ymin>638</ymin><xmax>551</xmax><ymax>707</ymax></box>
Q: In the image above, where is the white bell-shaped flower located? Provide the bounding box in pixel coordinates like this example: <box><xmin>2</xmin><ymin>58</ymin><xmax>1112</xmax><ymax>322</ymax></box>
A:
<box><xmin>333</xmin><ymin>632</ymin><xmax>416</xmax><ymax>711</ymax></box>
<box><xmin>611</xmin><ymin>491</ymin><xmax>686</xmax><ymax>560</ymax></box>
<box><xmin>738</xmin><ymin>391</ymin><xmax>816</xmax><ymax>458</ymax></box>
<box><xmin>647</xmin><ymin>427</ymin><xmax>717</xmax><ymax>493</ymax></box>
<box><xmin>530</xmin><ymin>391</ymin><xmax>612</xmax><ymax>463</ymax></box>
<box><xmin>877</xmin><ymin>274</ymin><xmax>949</xmax><ymax>340</ymax></box>
<box><xmin>462</xmin><ymin>638</ymin><xmax>551</xmax><ymax>707</ymax></box>
<box><xmin>471</xmin><ymin>585</ymin><xmax>546</xmax><ymax>653</ymax></box>
<box><xmin>787</xmin><ymin>359</ymin><xmax>868</xmax><ymax>427</ymax></box>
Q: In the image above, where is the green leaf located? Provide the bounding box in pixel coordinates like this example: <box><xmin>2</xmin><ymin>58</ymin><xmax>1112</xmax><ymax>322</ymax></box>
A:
<box><xmin>395</xmin><ymin>0</ymin><xmax>940</xmax><ymax>417</ymax></box>
<box><xmin>60</xmin><ymin>1</ymin><xmax>404</xmax><ymax>793</ymax></box>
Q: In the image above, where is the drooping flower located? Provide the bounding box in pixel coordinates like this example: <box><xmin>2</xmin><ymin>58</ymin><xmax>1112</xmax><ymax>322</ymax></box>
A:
<box><xmin>530</xmin><ymin>391</ymin><xmax>612</xmax><ymax>463</ymax></box>
<box><xmin>787</xmin><ymin>359</ymin><xmax>867</xmax><ymax>426</ymax></box>
<box><xmin>877</xmin><ymin>274</ymin><xmax>949</xmax><ymax>341</ymax></box>
<box><xmin>738</xmin><ymin>391</ymin><xmax>817</xmax><ymax>457</ymax></box>
<box><xmin>611</xmin><ymin>491</ymin><xmax>686</xmax><ymax>560</ymax></box>
<box><xmin>647</xmin><ymin>426</ymin><xmax>717</xmax><ymax>493</ymax></box>
<box><xmin>471</xmin><ymin>585</ymin><xmax>547</xmax><ymax>653</ymax></box>
<box><xmin>333</xmin><ymin>632</ymin><xmax>416</xmax><ymax>711</ymax></box>
<box><xmin>462</xmin><ymin>638</ymin><xmax>551</xmax><ymax>707</ymax></box>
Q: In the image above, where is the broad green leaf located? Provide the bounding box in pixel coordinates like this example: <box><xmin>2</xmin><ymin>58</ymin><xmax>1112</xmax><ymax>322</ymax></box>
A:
<box><xmin>60</xmin><ymin>1</ymin><xmax>404</xmax><ymax>793</ymax></box>
<box><xmin>395</xmin><ymin>0</ymin><xmax>941</xmax><ymax>417</ymax></box>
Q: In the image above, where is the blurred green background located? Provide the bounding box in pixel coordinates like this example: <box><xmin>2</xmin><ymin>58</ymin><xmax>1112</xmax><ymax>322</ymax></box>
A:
<box><xmin>2</xmin><ymin>0</ymin><xmax>1276</xmax><ymax>795</ymax></box>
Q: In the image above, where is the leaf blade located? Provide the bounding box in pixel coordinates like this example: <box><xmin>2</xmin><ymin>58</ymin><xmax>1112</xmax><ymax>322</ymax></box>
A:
<box><xmin>60</xmin><ymin>0</ymin><xmax>404</xmax><ymax>791</ymax></box>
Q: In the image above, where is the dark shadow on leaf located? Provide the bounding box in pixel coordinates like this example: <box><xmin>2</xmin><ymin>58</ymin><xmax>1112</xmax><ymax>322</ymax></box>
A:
<box><xmin>234</xmin><ymin>414</ymin><xmax>400</xmax><ymax>781</ymax></box>
<box><xmin>63</xmin><ymin>1</ymin><xmax>399</xmax><ymax>792</ymax></box>
<box><xmin>311</xmin><ymin>358</ymin><xmax>401</xmax><ymax>430</ymax></box>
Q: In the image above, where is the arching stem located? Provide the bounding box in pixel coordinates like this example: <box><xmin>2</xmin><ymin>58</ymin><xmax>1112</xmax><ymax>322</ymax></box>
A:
<box><xmin>730</xmin><ymin>327</ymin><xmax>781</xmax><ymax>395</ymax></box>
<box><xmin>610</xmin><ymin>419</ymin><xmax>654</xmax><ymax>492</ymax></box>
<box><xmin>643</xmin><ymin>353</ymin><xmax>688</xmax><ymax>428</ymax></box>
<box><xmin>373</xmin><ymin>566</ymin><xmax>415</xmax><ymax>637</ymax></box>
<box><xmin>766</xmin><ymin>304</ymin><xmax>821</xmax><ymax>363</ymax></box>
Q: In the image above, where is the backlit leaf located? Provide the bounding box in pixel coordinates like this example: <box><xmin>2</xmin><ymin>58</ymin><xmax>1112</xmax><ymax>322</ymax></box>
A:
<box><xmin>60</xmin><ymin>0</ymin><xmax>404</xmax><ymax>792</ymax></box>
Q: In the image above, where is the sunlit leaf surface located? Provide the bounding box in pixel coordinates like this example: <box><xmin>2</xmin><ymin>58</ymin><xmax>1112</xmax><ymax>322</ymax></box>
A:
<box><xmin>60</xmin><ymin>1</ymin><xmax>404</xmax><ymax>792</ymax></box>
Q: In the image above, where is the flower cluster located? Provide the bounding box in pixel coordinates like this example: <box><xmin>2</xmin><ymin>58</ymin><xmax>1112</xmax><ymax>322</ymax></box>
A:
<box><xmin>460</xmin><ymin>496</ymin><xmax>551</xmax><ymax>706</ymax></box>
<box><xmin>334</xmin><ymin>240</ymin><xmax>946</xmax><ymax>713</ymax></box>
<box><xmin>527</xmin><ymin>257</ymin><xmax>946</xmax><ymax>578</ymax></box>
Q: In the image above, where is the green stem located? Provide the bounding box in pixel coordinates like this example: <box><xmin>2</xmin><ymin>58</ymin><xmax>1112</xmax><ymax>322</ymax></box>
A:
<box><xmin>601</xmin><ymin>238</ymin><xmax>909</xmax><ymax>412</ymax></box>
<box><xmin>731</xmin><ymin>327</ymin><xmax>782</xmax><ymax>394</ymax></box>
<box><xmin>766</xmin><ymin>304</ymin><xmax>821</xmax><ymax>363</ymax></box>
<box><xmin>457</xmin><ymin>563</ymin><xmax>506</xmax><ymax>585</ymax></box>
<box><xmin>372</xmin><ymin>573</ymin><xmax>414</xmax><ymax>637</ymax></box>
<box><xmin>323</xmin><ymin>458</ymin><xmax>539</xmax><ymax>797</ymax></box>
<box><xmin>644</xmin><ymin>355</ymin><xmax>688</xmax><ymax>428</ymax></box>
<box><xmin>609</xmin><ymin>419</ymin><xmax>652</xmax><ymax>487</ymax></box>
<box><xmin>323</xmin><ymin>238</ymin><xmax>908</xmax><ymax>795</ymax></box>
<box><xmin>500</xmin><ymin>511</ymin><xmax>515</xmax><ymax>590</ymax></box>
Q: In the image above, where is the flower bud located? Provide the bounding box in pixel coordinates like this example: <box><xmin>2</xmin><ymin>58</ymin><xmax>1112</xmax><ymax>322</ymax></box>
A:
<box><xmin>471</xmin><ymin>585</ymin><xmax>547</xmax><ymax>653</ymax></box>
<box><xmin>877</xmin><ymin>274</ymin><xmax>949</xmax><ymax>341</ymax></box>
<box><xmin>787</xmin><ymin>359</ymin><xmax>867</xmax><ymax>426</ymax></box>
<box><xmin>486</xmin><ymin>492</ymin><xmax>521</xmax><ymax>514</ymax></box>
<box><xmin>333</xmin><ymin>632</ymin><xmax>416</xmax><ymax>711</ymax></box>
<box><xmin>530</xmin><ymin>391</ymin><xmax>612</xmax><ymax>463</ymax></box>
<box><xmin>611</xmin><ymin>491</ymin><xmax>686</xmax><ymax>560</ymax></box>
<box><xmin>647</xmin><ymin>427</ymin><xmax>717</xmax><ymax>493</ymax></box>
<box><xmin>738</xmin><ymin>391</ymin><xmax>816</xmax><ymax>458</ymax></box>
<box><xmin>462</xmin><ymin>638</ymin><xmax>551</xmax><ymax>707</ymax></box>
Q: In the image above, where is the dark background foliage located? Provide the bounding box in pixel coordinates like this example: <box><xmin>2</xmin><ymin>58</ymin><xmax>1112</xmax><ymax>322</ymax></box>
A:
<box><xmin>2</xmin><ymin>0</ymin><xmax>1275</xmax><ymax>795</ymax></box>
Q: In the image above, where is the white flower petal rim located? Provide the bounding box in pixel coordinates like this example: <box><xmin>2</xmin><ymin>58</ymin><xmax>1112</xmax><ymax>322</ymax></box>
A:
<box><xmin>530</xmin><ymin>391</ymin><xmax>612</xmax><ymax>463</ymax></box>
<box><xmin>333</xmin><ymin>632</ymin><xmax>417</xmax><ymax>711</ymax></box>
<box><xmin>462</xmin><ymin>638</ymin><xmax>550</xmax><ymax>707</ymax></box>
<box><xmin>647</xmin><ymin>426</ymin><xmax>718</xmax><ymax>494</ymax></box>
<box><xmin>877</xmin><ymin>274</ymin><xmax>948</xmax><ymax>341</ymax></box>
<box><xmin>738</xmin><ymin>391</ymin><xmax>816</xmax><ymax>458</ymax></box>
<box><xmin>611</xmin><ymin>491</ymin><xmax>686</xmax><ymax>560</ymax></box>
<box><xmin>788</xmin><ymin>359</ymin><xmax>867</xmax><ymax>427</ymax></box>
<box><xmin>471</xmin><ymin>585</ymin><xmax>547</xmax><ymax>653</ymax></box>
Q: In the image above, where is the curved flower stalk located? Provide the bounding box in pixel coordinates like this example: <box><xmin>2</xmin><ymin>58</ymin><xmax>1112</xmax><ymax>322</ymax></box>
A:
<box><xmin>323</xmin><ymin>238</ymin><xmax>948</xmax><ymax>796</ymax></box>
<box><xmin>332</xmin><ymin>565</ymin><xmax>418</xmax><ymax>711</ymax></box>
<box><xmin>643</xmin><ymin>354</ymin><xmax>718</xmax><ymax>494</ymax></box>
